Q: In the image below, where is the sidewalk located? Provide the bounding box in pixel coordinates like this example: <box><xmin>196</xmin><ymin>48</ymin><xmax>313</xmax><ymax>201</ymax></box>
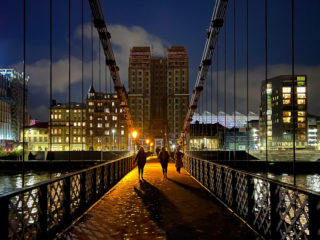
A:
<box><xmin>60</xmin><ymin>157</ymin><xmax>259</xmax><ymax>240</ymax></box>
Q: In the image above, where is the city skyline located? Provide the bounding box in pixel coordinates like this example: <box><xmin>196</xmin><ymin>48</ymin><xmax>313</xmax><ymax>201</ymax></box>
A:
<box><xmin>1</xmin><ymin>1</ymin><xmax>320</xmax><ymax>121</ymax></box>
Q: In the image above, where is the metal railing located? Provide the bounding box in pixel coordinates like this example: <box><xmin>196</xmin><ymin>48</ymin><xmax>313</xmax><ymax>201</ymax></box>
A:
<box><xmin>0</xmin><ymin>155</ymin><xmax>135</xmax><ymax>239</ymax></box>
<box><xmin>184</xmin><ymin>155</ymin><xmax>320</xmax><ymax>240</ymax></box>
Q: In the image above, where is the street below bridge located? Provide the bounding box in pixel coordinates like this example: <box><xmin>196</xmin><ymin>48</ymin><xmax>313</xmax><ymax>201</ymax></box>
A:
<box><xmin>60</xmin><ymin>156</ymin><xmax>259</xmax><ymax>240</ymax></box>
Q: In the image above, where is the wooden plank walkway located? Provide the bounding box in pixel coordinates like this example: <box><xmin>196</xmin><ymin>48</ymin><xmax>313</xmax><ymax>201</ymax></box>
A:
<box><xmin>60</xmin><ymin>157</ymin><xmax>259</xmax><ymax>240</ymax></box>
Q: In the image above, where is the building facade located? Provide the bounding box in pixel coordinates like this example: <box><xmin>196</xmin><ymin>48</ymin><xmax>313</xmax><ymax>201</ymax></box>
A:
<box><xmin>128</xmin><ymin>46</ymin><xmax>189</xmax><ymax>141</ymax></box>
<box><xmin>0</xmin><ymin>74</ymin><xmax>13</xmax><ymax>142</ymax></box>
<box><xmin>0</xmin><ymin>69</ymin><xmax>29</xmax><ymax>142</ymax></box>
<box><xmin>22</xmin><ymin>122</ymin><xmax>48</xmax><ymax>151</ymax></box>
<box><xmin>86</xmin><ymin>86</ymin><xmax>128</xmax><ymax>151</ymax></box>
<box><xmin>259</xmin><ymin>75</ymin><xmax>307</xmax><ymax>149</ymax></box>
<box><xmin>49</xmin><ymin>102</ymin><xmax>86</xmax><ymax>151</ymax></box>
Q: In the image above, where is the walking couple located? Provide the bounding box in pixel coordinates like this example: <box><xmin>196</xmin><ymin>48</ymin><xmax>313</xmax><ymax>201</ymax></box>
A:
<box><xmin>158</xmin><ymin>146</ymin><xmax>184</xmax><ymax>178</ymax></box>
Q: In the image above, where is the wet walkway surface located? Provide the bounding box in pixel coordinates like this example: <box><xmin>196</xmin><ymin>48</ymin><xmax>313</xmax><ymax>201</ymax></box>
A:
<box><xmin>60</xmin><ymin>157</ymin><xmax>260</xmax><ymax>240</ymax></box>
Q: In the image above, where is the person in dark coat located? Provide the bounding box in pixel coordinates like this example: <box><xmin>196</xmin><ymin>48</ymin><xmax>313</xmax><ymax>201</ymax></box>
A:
<box><xmin>134</xmin><ymin>147</ymin><xmax>147</xmax><ymax>180</ymax></box>
<box><xmin>156</xmin><ymin>147</ymin><xmax>161</xmax><ymax>157</ymax></box>
<box><xmin>175</xmin><ymin>147</ymin><xmax>184</xmax><ymax>173</ymax></box>
<box><xmin>159</xmin><ymin>147</ymin><xmax>170</xmax><ymax>178</ymax></box>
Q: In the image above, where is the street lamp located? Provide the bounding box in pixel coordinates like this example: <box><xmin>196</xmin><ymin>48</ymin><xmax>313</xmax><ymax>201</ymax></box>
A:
<box><xmin>112</xmin><ymin>129</ymin><xmax>116</xmax><ymax>150</ymax></box>
<box><xmin>131</xmin><ymin>130</ymin><xmax>138</xmax><ymax>154</ymax></box>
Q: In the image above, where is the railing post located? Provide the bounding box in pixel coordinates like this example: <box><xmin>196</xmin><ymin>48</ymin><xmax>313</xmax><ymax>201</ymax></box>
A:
<box><xmin>270</xmin><ymin>182</ymin><xmax>281</xmax><ymax>239</ymax></box>
<box><xmin>0</xmin><ymin>197</ymin><xmax>9</xmax><ymax>239</ymax></box>
<box><xmin>92</xmin><ymin>169</ymin><xmax>97</xmax><ymax>201</ymax></box>
<box><xmin>64</xmin><ymin>176</ymin><xmax>71</xmax><ymax>225</ymax></box>
<box><xmin>106</xmin><ymin>164</ymin><xmax>111</xmax><ymax>189</ymax></box>
<box><xmin>100</xmin><ymin>166</ymin><xmax>104</xmax><ymax>194</ymax></box>
<box><xmin>231</xmin><ymin>170</ymin><xmax>237</xmax><ymax>209</ymax></box>
<box><xmin>309</xmin><ymin>194</ymin><xmax>320</xmax><ymax>239</ymax></box>
<box><xmin>80</xmin><ymin>172</ymin><xmax>86</xmax><ymax>210</ymax></box>
<box><xmin>247</xmin><ymin>175</ymin><xmax>255</xmax><ymax>226</ymax></box>
<box><xmin>38</xmin><ymin>185</ymin><xmax>48</xmax><ymax>239</ymax></box>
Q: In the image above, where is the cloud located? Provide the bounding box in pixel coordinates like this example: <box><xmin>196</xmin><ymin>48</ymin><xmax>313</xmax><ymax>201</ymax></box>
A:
<box><xmin>76</xmin><ymin>23</ymin><xmax>168</xmax><ymax>86</ymax></box>
<box><xmin>202</xmin><ymin>64</ymin><xmax>320</xmax><ymax>115</ymax></box>
<box><xmin>29</xmin><ymin>104</ymin><xmax>47</xmax><ymax>120</ymax></box>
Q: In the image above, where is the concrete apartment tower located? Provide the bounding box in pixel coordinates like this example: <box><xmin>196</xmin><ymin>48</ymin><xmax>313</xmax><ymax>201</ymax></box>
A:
<box><xmin>128</xmin><ymin>46</ymin><xmax>189</xmax><ymax>143</ymax></box>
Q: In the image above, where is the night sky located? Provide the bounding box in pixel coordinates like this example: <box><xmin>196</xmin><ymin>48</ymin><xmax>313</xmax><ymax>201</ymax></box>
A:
<box><xmin>0</xmin><ymin>0</ymin><xmax>320</xmax><ymax>121</ymax></box>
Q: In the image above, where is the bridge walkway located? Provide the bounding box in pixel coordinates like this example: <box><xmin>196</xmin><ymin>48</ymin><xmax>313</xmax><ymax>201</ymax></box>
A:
<box><xmin>60</xmin><ymin>156</ymin><xmax>259</xmax><ymax>240</ymax></box>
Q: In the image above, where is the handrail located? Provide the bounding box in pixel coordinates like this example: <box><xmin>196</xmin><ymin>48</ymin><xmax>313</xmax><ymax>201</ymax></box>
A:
<box><xmin>0</xmin><ymin>155</ymin><xmax>136</xmax><ymax>239</ymax></box>
<box><xmin>184</xmin><ymin>154</ymin><xmax>320</xmax><ymax>239</ymax></box>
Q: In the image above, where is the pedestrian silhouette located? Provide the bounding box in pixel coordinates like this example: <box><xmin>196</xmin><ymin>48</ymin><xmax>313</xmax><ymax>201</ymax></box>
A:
<box><xmin>175</xmin><ymin>146</ymin><xmax>184</xmax><ymax>173</ymax></box>
<box><xmin>159</xmin><ymin>147</ymin><xmax>170</xmax><ymax>178</ymax></box>
<box><xmin>134</xmin><ymin>146</ymin><xmax>147</xmax><ymax>180</ymax></box>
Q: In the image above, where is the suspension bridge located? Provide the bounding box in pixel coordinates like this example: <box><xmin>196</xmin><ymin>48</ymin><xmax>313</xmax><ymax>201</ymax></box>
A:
<box><xmin>0</xmin><ymin>0</ymin><xmax>319</xmax><ymax>239</ymax></box>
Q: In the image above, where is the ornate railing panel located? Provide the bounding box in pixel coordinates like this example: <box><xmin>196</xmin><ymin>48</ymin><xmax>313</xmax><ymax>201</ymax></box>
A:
<box><xmin>0</xmin><ymin>155</ymin><xmax>135</xmax><ymax>239</ymax></box>
<box><xmin>184</xmin><ymin>155</ymin><xmax>320</xmax><ymax>240</ymax></box>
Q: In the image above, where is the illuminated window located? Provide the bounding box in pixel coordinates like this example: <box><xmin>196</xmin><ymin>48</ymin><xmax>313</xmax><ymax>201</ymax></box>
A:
<box><xmin>78</xmin><ymin>137</ymin><xmax>81</xmax><ymax>143</ymax></box>
<box><xmin>112</xmin><ymin>102</ymin><xmax>115</xmax><ymax>107</ymax></box>
<box><xmin>283</xmin><ymin>94</ymin><xmax>291</xmax><ymax>99</ymax></box>
<box><xmin>58</xmin><ymin>114</ymin><xmax>62</xmax><ymax>119</ymax></box>
<box><xmin>283</xmin><ymin>99</ymin><xmax>291</xmax><ymax>104</ymax></box>
<box><xmin>66</xmin><ymin>137</ymin><xmax>69</xmax><ymax>143</ymax></box>
<box><xmin>54</xmin><ymin>114</ymin><xmax>58</xmax><ymax>119</ymax></box>
<box><xmin>298</xmin><ymin>111</ymin><xmax>305</xmax><ymax>116</ymax></box>
<box><xmin>105</xmin><ymin>108</ymin><xmax>110</xmax><ymax>113</ymax></box>
<box><xmin>283</xmin><ymin>117</ymin><xmax>291</xmax><ymax>123</ymax></box>
<box><xmin>58</xmin><ymin>129</ymin><xmax>62</xmax><ymax>134</ymax></box>
<box><xmin>297</xmin><ymin>76</ymin><xmax>305</xmax><ymax>81</ymax></box>
<box><xmin>105</xmin><ymin>130</ymin><xmax>110</xmax><ymax>136</ymax></box>
<box><xmin>90</xmin><ymin>123</ymin><xmax>93</xmax><ymax>128</ymax></box>
<box><xmin>97</xmin><ymin>123</ymin><xmax>102</xmax><ymax>128</ymax></box>
<box><xmin>297</xmin><ymin>117</ymin><xmax>305</xmax><ymax>123</ymax></box>
<box><xmin>121</xmin><ymin>130</ymin><xmax>124</xmax><ymax>135</ymax></box>
<box><xmin>105</xmin><ymin>123</ymin><xmax>109</xmax><ymax>128</ymax></box>
<box><xmin>88</xmin><ymin>102</ymin><xmax>94</xmax><ymax>106</ymax></box>
<box><xmin>282</xmin><ymin>87</ymin><xmax>291</xmax><ymax>93</ymax></box>
<box><xmin>297</xmin><ymin>94</ymin><xmax>306</xmax><ymax>98</ymax></box>
<box><xmin>98</xmin><ymin>138</ymin><xmax>101</xmax><ymax>143</ymax></box>
<box><xmin>297</xmin><ymin>99</ymin><xmax>306</xmax><ymax>105</ymax></box>
<box><xmin>90</xmin><ymin>115</ymin><xmax>93</xmax><ymax>121</ymax></box>
<box><xmin>297</xmin><ymin>87</ymin><xmax>306</xmax><ymax>93</ymax></box>
<box><xmin>283</xmin><ymin>111</ymin><xmax>291</xmax><ymax>117</ymax></box>
<box><xmin>298</xmin><ymin>123</ymin><xmax>306</xmax><ymax>128</ymax></box>
<box><xmin>90</xmin><ymin>130</ymin><xmax>93</xmax><ymax>136</ymax></box>
<box><xmin>112</xmin><ymin>116</ymin><xmax>117</xmax><ymax>121</ymax></box>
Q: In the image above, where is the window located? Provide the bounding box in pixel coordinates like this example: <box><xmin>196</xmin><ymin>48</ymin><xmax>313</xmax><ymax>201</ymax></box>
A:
<box><xmin>298</xmin><ymin>123</ymin><xmax>306</xmax><ymax>129</ymax></box>
<box><xmin>298</xmin><ymin>111</ymin><xmax>305</xmax><ymax>116</ymax></box>
<box><xmin>282</xmin><ymin>87</ymin><xmax>291</xmax><ymax>93</ymax></box>
<box><xmin>105</xmin><ymin>116</ymin><xmax>108</xmax><ymax>120</ymax></box>
<box><xmin>105</xmin><ymin>130</ymin><xmax>110</xmax><ymax>136</ymax></box>
<box><xmin>97</xmin><ymin>123</ymin><xmax>102</xmax><ymax>128</ymax></box>
<box><xmin>297</xmin><ymin>87</ymin><xmax>306</xmax><ymax>93</ymax></box>
<box><xmin>283</xmin><ymin>117</ymin><xmax>291</xmax><ymax>123</ymax></box>
<box><xmin>283</xmin><ymin>94</ymin><xmax>291</xmax><ymax>99</ymax></box>
<box><xmin>297</xmin><ymin>99</ymin><xmax>306</xmax><ymax>105</ymax></box>
<box><xmin>283</xmin><ymin>111</ymin><xmax>291</xmax><ymax>117</ymax></box>
<box><xmin>297</xmin><ymin>94</ymin><xmax>306</xmax><ymax>98</ymax></box>
<box><xmin>297</xmin><ymin>117</ymin><xmax>305</xmax><ymax>123</ymax></box>
<box><xmin>283</xmin><ymin>99</ymin><xmax>290</xmax><ymax>104</ymax></box>
<box><xmin>112</xmin><ymin>116</ymin><xmax>117</xmax><ymax>121</ymax></box>
<box><xmin>98</xmin><ymin>138</ymin><xmax>101</xmax><ymax>143</ymax></box>
<box><xmin>105</xmin><ymin>108</ymin><xmax>110</xmax><ymax>113</ymax></box>
<box><xmin>97</xmin><ymin>103</ymin><xmax>102</xmax><ymax>107</ymax></box>
<box><xmin>105</xmin><ymin>123</ymin><xmax>109</xmax><ymax>128</ymax></box>
<box><xmin>88</xmin><ymin>101</ymin><xmax>94</xmax><ymax>106</ymax></box>
<box><xmin>90</xmin><ymin>123</ymin><xmax>93</xmax><ymax>128</ymax></box>
<box><xmin>121</xmin><ymin>130</ymin><xmax>124</xmax><ymax>135</ymax></box>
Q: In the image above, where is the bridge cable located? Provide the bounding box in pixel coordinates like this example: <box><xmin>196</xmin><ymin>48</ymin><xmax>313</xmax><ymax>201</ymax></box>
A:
<box><xmin>68</xmin><ymin>0</ymin><xmax>71</xmax><ymax>160</ymax></box>
<box><xmin>22</xmin><ymin>0</ymin><xmax>26</xmax><ymax>187</ymax></box>
<box><xmin>246</xmin><ymin>0</ymin><xmax>249</xmax><ymax>167</ymax></box>
<box><xmin>264</xmin><ymin>0</ymin><xmax>268</xmax><ymax>174</ymax></box>
<box><xmin>233</xmin><ymin>0</ymin><xmax>236</xmax><ymax>160</ymax></box>
<box><xmin>205</xmin><ymin>56</ymin><xmax>208</xmax><ymax>148</ymax></box>
<box><xmin>224</xmin><ymin>14</ymin><xmax>227</xmax><ymax>161</ymax></box>
<box><xmin>210</xmin><ymin>59</ymin><xmax>213</xmax><ymax>150</ymax></box>
<box><xmin>216</xmin><ymin>40</ymin><xmax>219</xmax><ymax>161</ymax></box>
<box><xmin>49</xmin><ymin>0</ymin><xmax>53</xmax><ymax>172</ymax></box>
<box><xmin>91</xmin><ymin>16</ymin><xmax>94</xmax><ymax>151</ymax></box>
<box><xmin>81</xmin><ymin>0</ymin><xmax>84</xmax><ymax>153</ymax></box>
<box><xmin>291</xmin><ymin>0</ymin><xmax>296</xmax><ymax>185</ymax></box>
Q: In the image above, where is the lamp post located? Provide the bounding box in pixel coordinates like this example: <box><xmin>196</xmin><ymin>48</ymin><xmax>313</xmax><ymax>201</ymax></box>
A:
<box><xmin>146</xmin><ymin>139</ymin><xmax>150</xmax><ymax>151</ymax></box>
<box><xmin>131</xmin><ymin>130</ymin><xmax>138</xmax><ymax>154</ymax></box>
<box><xmin>112</xmin><ymin>129</ymin><xmax>115</xmax><ymax>150</ymax></box>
